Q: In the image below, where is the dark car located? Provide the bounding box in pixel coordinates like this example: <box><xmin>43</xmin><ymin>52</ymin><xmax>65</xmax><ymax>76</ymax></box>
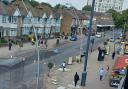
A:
<box><xmin>70</xmin><ymin>35</ymin><xmax>77</xmax><ymax>41</ymax></box>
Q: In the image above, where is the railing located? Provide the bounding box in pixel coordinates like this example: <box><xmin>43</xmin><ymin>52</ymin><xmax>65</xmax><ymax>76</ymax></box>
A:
<box><xmin>118</xmin><ymin>76</ymin><xmax>125</xmax><ymax>89</ymax></box>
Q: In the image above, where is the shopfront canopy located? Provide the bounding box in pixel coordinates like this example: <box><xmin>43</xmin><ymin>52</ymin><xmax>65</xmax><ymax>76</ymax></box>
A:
<box><xmin>113</xmin><ymin>56</ymin><xmax>128</xmax><ymax>70</ymax></box>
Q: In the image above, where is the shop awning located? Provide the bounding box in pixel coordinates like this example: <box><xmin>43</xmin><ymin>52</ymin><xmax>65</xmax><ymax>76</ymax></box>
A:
<box><xmin>113</xmin><ymin>56</ymin><xmax>128</xmax><ymax>70</ymax></box>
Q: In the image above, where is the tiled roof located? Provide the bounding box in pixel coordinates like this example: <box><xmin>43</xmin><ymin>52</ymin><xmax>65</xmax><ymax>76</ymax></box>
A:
<box><xmin>7</xmin><ymin>4</ymin><xmax>17</xmax><ymax>16</ymax></box>
<box><xmin>8</xmin><ymin>1</ymin><xmax>36</xmax><ymax>16</ymax></box>
<box><xmin>35</xmin><ymin>4</ymin><xmax>53</xmax><ymax>17</ymax></box>
<box><xmin>0</xmin><ymin>1</ymin><xmax>7</xmax><ymax>15</ymax></box>
<box><xmin>83</xmin><ymin>11</ymin><xmax>113</xmax><ymax>19</ymax></box>
<box><xmin>65</xmin><ymin>9</ymin><xmax>88</xmax><ymax>20</ymax></box>
<box><xmin>96</xmin><ymin>20</ymin><xmax>114</xmax><ymax>26</ymax></box>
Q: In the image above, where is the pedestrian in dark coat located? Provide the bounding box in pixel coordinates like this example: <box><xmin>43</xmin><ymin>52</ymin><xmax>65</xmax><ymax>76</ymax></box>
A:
<box><xmin>74</xmin><ymin>72</ymin><xmax>79</xmax><ymax>87</ymax></box>
<box><xmin>112</xmin><ymin>51</ymin><xmax>115</xmax><ymax>59</ymax></box>
<box><xmin>8</xmin><ymin>41</ymin><xmax>12</xmax><ymax>51</ymax></box>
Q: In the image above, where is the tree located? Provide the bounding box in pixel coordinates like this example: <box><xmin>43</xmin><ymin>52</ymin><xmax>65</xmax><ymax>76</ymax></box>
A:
<box><xmin>41</xmin><ymin>2</ymin><xmax>52</xmax><ymax>8</ymax></box>
<box><xmin>2</xmin><ymin>0</ymin><xmax>9</xmax><ymax>5</ymax></box>
<box><xmin>47</xmin><ymin>62</ymin><xmax>54</xmax><ymax>77</ymax></box>
<box><xmin>106</xmin><ymin>9</ymin><xmax>122</xmax><ymax>28</ymax></box>
<box><xmin>82</xmin><ymin>5</ymin><xmax>92</xmax><ymax>11</ymax></box>
<box><xmin>29</xmin><ymin>0</ymin><xmax>39</xmax><ymax>7</ymax></box>
<box><xmin>54</xmin><ymin>4</ymin><xmax>68</xmax><ymax>9</ymax></box>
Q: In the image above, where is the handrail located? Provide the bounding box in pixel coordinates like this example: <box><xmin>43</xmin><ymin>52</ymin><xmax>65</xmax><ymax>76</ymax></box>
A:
<box><xmin>118</xmin><ymin>76</ymin><xmax>125</xmax><ymax>89</ymax></box>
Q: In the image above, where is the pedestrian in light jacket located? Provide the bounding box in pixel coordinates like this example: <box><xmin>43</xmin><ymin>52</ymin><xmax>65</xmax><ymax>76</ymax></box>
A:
<box><xmin>99</xmin><ymin>68</ymin><xmax>105</xmax><ymax>81</ymax></box>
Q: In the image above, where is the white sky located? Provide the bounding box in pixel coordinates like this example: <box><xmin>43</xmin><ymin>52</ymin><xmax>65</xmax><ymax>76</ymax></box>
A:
<box><xmin>35</xmin><ymin>0</ymin><xmax>128</xmax><ymax>10</ymax></box>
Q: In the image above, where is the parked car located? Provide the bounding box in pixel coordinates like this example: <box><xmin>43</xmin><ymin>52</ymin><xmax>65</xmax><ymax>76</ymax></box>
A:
<box><xmin>95</xmin><ymin>33</ymin><xmax>102</xmax><ymax>38</ymax></box>
<box><xmin>70</xmin><ymin>35</ymin><xmax>77</xmax><ymax>41</ymax></box>
<box><xmin>109</xmin><ymin>38</ymin><xmax>115</xmax><ymax>42</ymax></box>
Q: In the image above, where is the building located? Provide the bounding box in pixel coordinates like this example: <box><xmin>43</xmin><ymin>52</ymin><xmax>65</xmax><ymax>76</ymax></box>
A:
<box><xmin>59</xmin><ymin>8</ymin><xmax>88</xmax><ymax>36</ymax></box>
<box><xmin>0</xmin><ymin>1</ymin><xmax>62</xmax><ymax>39</ymax></box>
<box><xmin>83</xmin><ymin>11</ymin><xmax>114</xmax><ymax>32</ymax></box>
<box><xmin>86</xmin><ymin>0</ymin><xmax>124</xmax><ymax>12</ymax></box>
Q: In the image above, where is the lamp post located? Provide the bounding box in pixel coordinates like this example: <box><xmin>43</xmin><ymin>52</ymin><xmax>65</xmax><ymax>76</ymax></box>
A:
<box><xmin>81</xmin><ymin>0</ymin><xmax>95</xmax><ymax>86</ymax></box>
<box><xmin>44</xmin><ymin>17</ymin><xmax>47</xmax><ymax>39</ymax></box>
<box><xmin>21</xmin><ymin>0</ymin><xmax>40</xmax><ymax>89</ymax></box>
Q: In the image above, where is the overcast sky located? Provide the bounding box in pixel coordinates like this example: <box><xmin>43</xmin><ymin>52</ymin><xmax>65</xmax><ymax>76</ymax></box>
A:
<box><xmin>35</xmin><ymin>0</ymin><xmax>128</xmax><ymax>10</ymax></box>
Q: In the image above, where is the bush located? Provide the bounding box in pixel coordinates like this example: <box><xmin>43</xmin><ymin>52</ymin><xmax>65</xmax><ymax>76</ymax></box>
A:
<box><xmin>47</xmin><ymin>62</ymin><xmax>54</xmax><ymax>77</ymax></box>
<box><xmin>48</xmin><ymin>62</ymin><xmax>54</xmax><ymax>70</ymax></box>
<box><xmin>0</xmin><ymin>38</ymin><xmax>8</xmax><ymax>43</ymax></box>
<box><xmin>104</xmin><ymin>41</ymin><xmax>108</xmax><ymax>45</ymax></box>
<box><xmin>21</xmin><ymin>35</ymin><xmax>30</xmax><ymax>42</ymax></box>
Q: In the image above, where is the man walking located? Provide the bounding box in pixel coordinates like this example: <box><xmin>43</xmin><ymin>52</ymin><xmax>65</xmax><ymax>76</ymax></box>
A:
<box><xmin>74</xmin><ymin>72</ymin><xmax>79</xmax><ymax>87</ymax></box>
<box><xmin>112</xmin><ymin>51</ymin><xmax>115</xmax><ymax>59</ymax></box>
<box><xmin>62</xmin><ymin>61</ymin><xmax>66</xmax><ymax>72</ymax></box>
<box><xmin>91</xmin><ymin>38</ymin><xmax>95</xmax><ymax>52</ymax></box>
<box><xmin>99</xmin><ymin>68</ymin><xmax>105</xmax><ymax>81</ymax></box>
<box><xmin>44</xmin><ymin>39</ymin><xmax>48</xmax><ymax>49</ymax></box>
<box><xmin>8</xmin><ymin>40</ymin><xmax>12</xmax><ymax>51</ymax></box>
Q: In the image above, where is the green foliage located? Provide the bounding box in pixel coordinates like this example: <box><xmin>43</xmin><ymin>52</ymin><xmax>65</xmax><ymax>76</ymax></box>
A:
<box><xmin>82</xmin><ymin>5</ymin><xmax>92</xmax><ymax>11</ymax></box>
<box><xmin>41</xmin><ymin>2</ymin><xmax>52</xmax><ymax>8</ymax></box>
<box><xmin>29</xmin><ymin>0</ymin><xmax>39</xmax><ymax>7</ymax></box>
<box><xmin>2</xmin><ymin>0</ymin><xmax>9</xmax><ymax>5</ymax></box>
<box><xmin>104</xmin><ymin>41</ymin><xmax>108</xmax><ymax>45</ymax></box>
<box><xmin>48</xmin><ymin>62</ymin><xmax>54</xmax><ymax>70</ymax></box>
<box><xmin>106</xmin><ymin>9</ymin><xmax>128</xmax><ymax>29</ymax></box>
<box><xmin>0</xmin><ymin>38</ymin><xmax>7</xmax><ymax>43</ymax></box>
<box><xmin>54</xmin><ymin>4</ymin><xmax>68</xmax><ymax>9</ymax></box>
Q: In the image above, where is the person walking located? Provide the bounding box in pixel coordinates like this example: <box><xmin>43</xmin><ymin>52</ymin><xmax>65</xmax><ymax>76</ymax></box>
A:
<box><xmin>62</xmin><ymin>61</ymin><xmax>66</xmax><ymax>72</ymax></box>
<box><xmin>91</xmin><ymin>39</ymin><xmax>94</xmax><ymax>52</ymax></box>
<box><xmin>112</xmin><ymin>51</ymin><xmax>115</xmax><ymax>59</ymax></box>
<box><xmin>8</xmin><ymin>41</ymin><xmax>12</xmax><ymax>51</ymax></box>
<box><xmin>44</xmin><ymin>39</ymin><xmax>48</xmax><ymax>49</ymax></box>
<box><xmin>99</xmin><ymin>68</ymin><xmax>105</xmax><ymax>81</ymax></box>
<box><xmin>74</xmin><ymin>72</ymin><xmax>79</xmax><ymax>87</ymax></box>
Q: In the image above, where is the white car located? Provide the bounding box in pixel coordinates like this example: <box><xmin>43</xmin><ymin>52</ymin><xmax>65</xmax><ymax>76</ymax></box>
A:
<box><xmin>95</xmin><ymin>34</ymin><xmax>102</xmax><ymax>38</ymax></box>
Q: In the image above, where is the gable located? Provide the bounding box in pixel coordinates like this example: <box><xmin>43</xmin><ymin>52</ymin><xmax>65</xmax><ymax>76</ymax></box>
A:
<box><xmin>13</xmin><ymin>8</ymin><xmax>21</xmax><ymax>16</ymax></box>
<box><xmin>27</xmin><ymin>11</ymin><xmax>33</xmax><ymax>17</ymax></box>
<box><xmin>42</xmin><ymin>13</ymin><xmax>47</xmax><ymax>18</ymax></box>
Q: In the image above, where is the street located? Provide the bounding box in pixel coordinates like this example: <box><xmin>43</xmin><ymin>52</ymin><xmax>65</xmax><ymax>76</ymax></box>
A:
<box><xmin>0</xmin><ymin>31</ymin><xmax>114</xmax><ymax>89</ymax></box>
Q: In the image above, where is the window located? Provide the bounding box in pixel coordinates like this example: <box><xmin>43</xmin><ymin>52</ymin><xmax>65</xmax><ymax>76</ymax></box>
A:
<box><xmin>2</xmin><ymin>16</ymin><xmax>6</xmax><ymax>23</ymax></box>
<box><xmin>12</xmin><ymin>16</ymin><xmax>17</xmax><ymax>23</ymax></box>
<box><xmin>10</xmin><ymin>28</ymin><xmax>16</xmax><ymax>36</ymax></box>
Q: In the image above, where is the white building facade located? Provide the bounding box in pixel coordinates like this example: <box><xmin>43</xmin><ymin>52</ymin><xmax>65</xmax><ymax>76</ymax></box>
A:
<box><xmin>86</xmin><ymin>0</ymin><xmax>124</xmax><ymax>12</ymax></box>
<box><xmin>0</xmin><ymin>1</ymin><xmax>62</xmax><ymax>39</ymax></box>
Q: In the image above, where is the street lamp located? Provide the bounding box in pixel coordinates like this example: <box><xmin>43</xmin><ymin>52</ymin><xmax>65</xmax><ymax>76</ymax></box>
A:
<box><xmin>81</xmin><ymin>0</ymin><xmax>95</xmax><ymax>86</ymax></box>
<box><xmin>21</xmin><ymin>0</ymin><xmax>40</xmax><ymax>89</ymax></box>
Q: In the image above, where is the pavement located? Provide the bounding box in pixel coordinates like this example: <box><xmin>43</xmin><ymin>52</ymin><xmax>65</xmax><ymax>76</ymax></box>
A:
<box><xmin>44</xmin><ymin>42</ymin><xmax>117</xmax><ymax>89</ymax></box>
<box><xmin>0</xmin><ymin>38</ymin><xmax>70</xmax><ymax>58</ymax></box>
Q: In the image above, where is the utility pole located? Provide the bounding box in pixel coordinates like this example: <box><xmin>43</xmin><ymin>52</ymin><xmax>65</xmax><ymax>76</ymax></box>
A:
<box><xmin>21</xmin><ymin>0</ymin><xmax>40</xmax><ymax>89</ymax></box>
<box><xmin>81</xmin><ymin>0</ymin><xmax>95</xmax><ymax>86</ymax></box>
<box><xmin>16</xmin><ymin>0</ymin><xmax>22</xmax><ymax>38</ymax></box>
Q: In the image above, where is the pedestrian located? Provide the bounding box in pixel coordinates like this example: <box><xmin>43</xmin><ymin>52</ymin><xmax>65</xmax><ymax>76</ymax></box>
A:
<box><xmin>99</xmin><ymin>68</ymin><xmax>105</xmax><ymax>81</ymax></box>
<box><xmin>44</xmin><ymin>39</ymin><xmax>48</xmax><ymax>48</ymax></box>
<box><xmin>62</xmin><ymin>61</ymin><xmax>66</xmax><ymax>72</ymax></box>
<box><xmin>106</xmin><ymin>65</ymin><xmax>109</xmax><ymax>72</ymax></box>
<box><xmin>112</xmin><ymin>51</ymin><xmax>115</xmax><ymax>59</ymax></box>
<box><xmin>98</xmin><ymin>46</ymin><xmax>101</xmax><ymax>51</ymax></box>
<box><xmin>8</xmin><ymin>41</ymin><xmax>12</xmax><ymax>51</ymax></box>
<box><xmin>31</xmin><ymin>38</ymin><xmax>35</xmax><ymax>45</ymax></box>
<box><xmin>56</xmin><ymin>38</ymin><xmax>59</xmax><ymax>45</ymax></box>
<box><xmin>74</xmin><ymin>72</ymin><xmax>79</xmax><ymax>87</ymax></box>
<box><xmin>41</xmin><ymin>39</ymin><xmax>43</xmax><ymax>44</ymax></box>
